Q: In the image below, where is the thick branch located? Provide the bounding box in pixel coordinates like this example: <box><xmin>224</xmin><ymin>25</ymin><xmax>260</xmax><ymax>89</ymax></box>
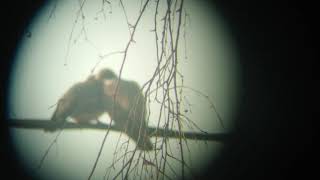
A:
<box><xmin>8</xmin><ymin>119</ymin><xmax>227</xmax><ymax>141</ymax></box>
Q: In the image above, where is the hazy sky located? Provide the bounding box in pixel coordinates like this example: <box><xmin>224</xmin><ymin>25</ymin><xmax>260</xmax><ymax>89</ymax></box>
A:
<box><xmin>8</xmin><ymin>0</ymin><xmax>240</xmax><ymax>179</ymax></box>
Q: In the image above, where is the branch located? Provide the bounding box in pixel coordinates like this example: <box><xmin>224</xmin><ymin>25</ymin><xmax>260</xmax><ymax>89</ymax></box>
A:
<box><xmin>8</xmin><ymin>119</ymin><xmax>227</xmax><ymax>141</ymax></box>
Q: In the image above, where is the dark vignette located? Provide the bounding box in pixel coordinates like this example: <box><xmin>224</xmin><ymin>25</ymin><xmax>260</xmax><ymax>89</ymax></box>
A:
<box><xmin>0</xmin><ymin>0</ymin><xmax>315</xmax><ymax>180</ymax></box>
<box><xmin>1</xmin><ymin>1</ymin><xmax>45</xmax><ymax>179</ymax></box>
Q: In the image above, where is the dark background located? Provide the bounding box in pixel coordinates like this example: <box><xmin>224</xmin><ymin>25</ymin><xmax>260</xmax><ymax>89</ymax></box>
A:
<box><xmin>0</xmin><ymin>0</ymin><xmax>315</xmax><ymax>179</ymax></box>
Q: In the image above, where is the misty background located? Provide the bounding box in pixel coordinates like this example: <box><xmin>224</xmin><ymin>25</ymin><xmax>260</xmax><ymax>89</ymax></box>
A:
<box><xmin>8</xmin><ymin>0</ymin><xmax>239</xmax><ymax>179</ymax></box>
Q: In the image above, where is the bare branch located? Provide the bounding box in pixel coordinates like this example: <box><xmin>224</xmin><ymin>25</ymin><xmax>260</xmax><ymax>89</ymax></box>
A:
<box><xmin>8</xmin><ymin>119</ymin><xmax>228</xmax><ymax>141</ymax></box>
<box><xmin>88</xmin><ymin>0</ymin><xmax>152</xmax><ymax>179</ymax></box>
